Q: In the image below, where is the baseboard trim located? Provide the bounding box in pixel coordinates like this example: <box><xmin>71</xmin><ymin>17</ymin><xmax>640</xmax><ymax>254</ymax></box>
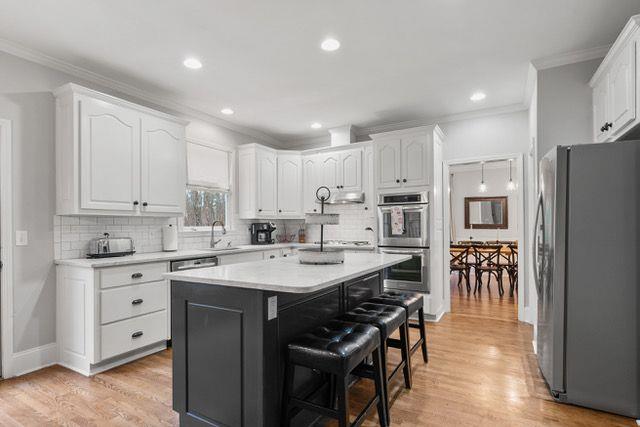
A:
<box><xmin>532</xmin><ymin>340</ymin><xmax>537</xmax><ymax>355</ymax></box>
<box><xmin>9</xmin><ymin>342</ymin><xmax>58</xmax><ymax>377</ymax></box>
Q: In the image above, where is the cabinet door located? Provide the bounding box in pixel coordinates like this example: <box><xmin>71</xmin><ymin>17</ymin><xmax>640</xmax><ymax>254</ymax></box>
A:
<box><xmin>401</xmin><ymin>134</ymin><xmax>429</xmax><ymax>187</ymax></box>
<box><xmin>319</xmin><ymin>153</ymin><xmax>340</xmax><ymax>191</ymax></box>
<box><xmin>80</xmin><ymin>97</ymin><xmax>140</xmax><ymax>211</ymax></box>
<box><xmin>277</xmin><ymin>154</ymin><xmax>302</xmax><ymax>217</ymax></box>
<box><xmin>340</xmin><ymin>149</ymin><xmax>362</xmax><ymax>191</ymax></box>
<box><xmin>609</xmin><ymin>41</ymin><xmax>636</xmax><ymax>137</ymax></box>
<box><xmin>141</xmin><ymin>116</ymin><xmax>186</xmax><ymax>214</ymax></box>
<box><xmin>256</xmin><ymin>150</ymin><xmax>278</xmax><ymax>217</ymax></box>
<box><xmin>593</xmin><ymin>77</ymin><xmax>609</xmax><ymax>143</ymax></box>
<box><xmin>303</xmin><ymin>155</ymin><xmax>320</xmax><ymax>213</ymax></box>
<box><xmin>375</xmin><ymin>138</ymin><xmax>402</xmax><ymax>189</ymax></box>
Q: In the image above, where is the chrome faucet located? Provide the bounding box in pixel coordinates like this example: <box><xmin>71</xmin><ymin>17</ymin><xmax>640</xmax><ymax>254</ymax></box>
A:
<box><xmin>210</xmin><ymin>220</ymin><xmax>227</xmax><ymax>248</ymax></box>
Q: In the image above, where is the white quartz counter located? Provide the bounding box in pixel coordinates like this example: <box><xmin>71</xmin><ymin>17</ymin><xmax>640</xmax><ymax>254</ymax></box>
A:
<box><xmin>163</xmin><ymin>252</ymin><xmax>410</xmax><ymax>294</ymax></box>
<box><xmin>54</xmin><ymin>243</ymin><xmax>375</xmax><ymax>268</ymax></box>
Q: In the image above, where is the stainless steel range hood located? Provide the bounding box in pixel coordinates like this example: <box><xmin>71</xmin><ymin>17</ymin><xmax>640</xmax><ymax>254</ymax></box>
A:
<box><xmin>325</xmin><ymin>191</ymin><xmax>365</xmax><ymax>204</ymax></box>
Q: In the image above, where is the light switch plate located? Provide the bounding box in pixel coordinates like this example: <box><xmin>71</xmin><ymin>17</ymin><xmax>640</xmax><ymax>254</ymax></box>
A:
<box><xmin>267</xmin><ymin>296</ymin><xmax>278</xmax><ymax>320</ymax></box>
<box><xmin>15</xmin><ymin>230</ymin><xmax>28</xmax><ymax>246</ymax></box>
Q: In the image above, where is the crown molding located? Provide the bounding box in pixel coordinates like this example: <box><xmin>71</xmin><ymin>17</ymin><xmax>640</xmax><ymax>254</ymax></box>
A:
<box><xmin>531</xmin><ymin>44</ymin><xmax>610</xmax><ymax>71</ymax></box>
<box><xmin>0</xmin><ymin>37</ymin><xmax>286</xmax><ymax>148</ymax></box>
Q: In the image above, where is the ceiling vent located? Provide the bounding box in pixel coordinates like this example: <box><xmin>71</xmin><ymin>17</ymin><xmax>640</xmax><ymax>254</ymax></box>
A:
<box><xmin>329</xmin><ymin>125</ymin><xmax>356</xmax><ymax>147</ymax></box>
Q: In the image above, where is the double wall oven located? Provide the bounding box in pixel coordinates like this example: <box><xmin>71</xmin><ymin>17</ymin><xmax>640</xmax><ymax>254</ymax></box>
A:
<box><xmin>377</xmin><ymin>191</ymin><xmax>430</xmax><ymax>293</ymax></box>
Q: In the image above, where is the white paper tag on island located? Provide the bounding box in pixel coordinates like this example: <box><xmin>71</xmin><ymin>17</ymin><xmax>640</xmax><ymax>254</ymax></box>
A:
<box><xmin>267</xmin><ymin>296</ymin><xmax>277</xmax><ymax>320</ymax></box>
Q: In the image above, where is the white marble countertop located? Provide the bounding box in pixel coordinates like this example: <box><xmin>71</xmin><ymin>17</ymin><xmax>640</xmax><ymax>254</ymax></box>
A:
<box><xmin>163</xmin><ymin>252</ymin><xmax>410</xmax><ymax>294</ymax></box>
<box><xmin>54</xmin><ymin>243</ymin><xmax>375</xmax><ymax>268</ymax></box>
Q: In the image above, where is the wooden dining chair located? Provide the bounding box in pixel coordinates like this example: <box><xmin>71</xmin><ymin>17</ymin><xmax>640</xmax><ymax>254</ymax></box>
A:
<box><xmin>472</xmin><ymin>245</ymin><xmax>504</xmax><ymax>296</ymax></box>
<box><xmin>450</xmin><ymin>245</ymin><xmax>471</xmax><ymax>293</ymax></box>
<box><xmin>506</xmin><ymin>244</ymin><xmax>518</xmax><ymax>296</ymax></box>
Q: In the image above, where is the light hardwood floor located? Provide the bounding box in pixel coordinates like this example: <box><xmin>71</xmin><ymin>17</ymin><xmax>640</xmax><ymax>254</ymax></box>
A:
<box><xmin>0</xmin><ymin>274</ymin><xmax>634</xmax><ymax>426</ymax></box>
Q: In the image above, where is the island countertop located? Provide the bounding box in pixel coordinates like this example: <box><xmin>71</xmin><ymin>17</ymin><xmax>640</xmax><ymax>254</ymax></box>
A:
<box><xmin>163</xmin><ymin>252</ymin><xmax>410</xmax><ymax>294</ymax></box>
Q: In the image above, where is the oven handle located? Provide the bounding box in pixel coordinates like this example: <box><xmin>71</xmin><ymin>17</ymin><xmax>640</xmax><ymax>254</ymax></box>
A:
<box><xmin>378</xmin><ymin>205</ymin><xmax>426</xmax><ymax>213</ymax></box>
<box><xmin>379</xmin><ymin>249</ymin><xmax>425</xmax><ymax>255</ymax></box>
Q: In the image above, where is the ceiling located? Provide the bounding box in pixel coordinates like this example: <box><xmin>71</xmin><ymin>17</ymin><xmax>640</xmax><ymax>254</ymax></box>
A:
<box><xmin>0</xmin><ymin>1</ymin><xmax>639</xmax><ymax>143</ymax></box>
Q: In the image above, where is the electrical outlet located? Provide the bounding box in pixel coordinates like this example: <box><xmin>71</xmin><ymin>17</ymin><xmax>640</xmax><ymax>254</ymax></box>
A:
<box><xmin>15</xmin><ymin>230</ymin><xmax>28</xmax><ymax>246</ymax></box>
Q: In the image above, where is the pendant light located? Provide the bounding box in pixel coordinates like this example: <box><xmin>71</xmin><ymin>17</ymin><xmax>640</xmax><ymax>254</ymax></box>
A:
<box><xmin>479</xmin><ymin>161</ymin><xmax>487</xmax><ymax>193</ymax></box>
<box><xmin>506</xmin><ymin>159</ymin><xmax>516</xmax><ymax>191</ymax></box>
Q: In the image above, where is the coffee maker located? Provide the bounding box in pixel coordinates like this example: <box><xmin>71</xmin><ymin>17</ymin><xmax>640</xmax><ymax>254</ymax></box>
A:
<box><xmin>250</xmin><ymin>222</ymin><xmax>276</xmax><ymax>245</ymax></box>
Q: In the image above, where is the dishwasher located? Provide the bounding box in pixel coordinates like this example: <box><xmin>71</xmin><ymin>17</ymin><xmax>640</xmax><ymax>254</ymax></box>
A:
<box><xmin>170</xmin><ymin>256</ymin><xmax>219</xmax><ymax>272</ymax></box>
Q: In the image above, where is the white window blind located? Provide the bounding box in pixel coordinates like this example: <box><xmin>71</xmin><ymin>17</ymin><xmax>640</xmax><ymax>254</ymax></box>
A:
<box><xmin>186</xmin><ymin>141</ymin><xmax>230</xmax><ymax>191</ymax></box>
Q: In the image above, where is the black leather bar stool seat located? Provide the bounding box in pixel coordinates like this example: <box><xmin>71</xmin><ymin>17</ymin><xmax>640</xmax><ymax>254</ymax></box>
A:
<box><xmin>369</xmin><ymin>290</ymin><xmax>429</xmax><ymax>364</ymax></box>
<box><xmin>282</xmin><ymin>320</ymin><xmax>387</xmax><ymax>427</ymax></box>
<box><xmin>340</xmin><ymin>303</ymin><xmax>411</xmax><ymax>424</ymax></box>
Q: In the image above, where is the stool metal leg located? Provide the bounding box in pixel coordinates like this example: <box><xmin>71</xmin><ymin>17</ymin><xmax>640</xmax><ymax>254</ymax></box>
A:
<box><xmin>399</xmin><ymin>323</ymin><xmax>412</xmax><ymax>389</ymax></box>
<box><xmin>336</xmin><ymin>375</ymin><xmax>350</xmax><ymax>427</ymax></box>
<box><xmin>281</xmin><ymin>363</ymin><xmax>295</xmax><ymax>427</ymax></box>
<box><xmin>418</xmin><ymin>308</ymin><xmax>428</xmax><ymax>363</ymax></box>
<box><xmin>372</xmin><ymin>346</ymin><xmax>389</xmax><ymax>427</ymax></box>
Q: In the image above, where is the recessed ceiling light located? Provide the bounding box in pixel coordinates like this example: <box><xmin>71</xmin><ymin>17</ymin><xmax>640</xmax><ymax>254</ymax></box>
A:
<box><xmin>183</xmin><ymin>57</ymin><xmax>202</xmax><ymax>69</ymax></box>
<box><xmin>221</xmin><ymin>108</ymin><xmax>234</xmax><ymax>115</ymax></box>
<box><xmin>311</xmin><ymin>122</ymin><xmax>322</xmax><ymax>129</ymax></box>
<box><xmin>320</xmin><ymin>38</ymin><xmax>340</xmax><ymax>52</ymax></box>
<box><xmin>470</xmin><ymin>91</ymin><xmax>486</xmax><ymax>102</ymax></box>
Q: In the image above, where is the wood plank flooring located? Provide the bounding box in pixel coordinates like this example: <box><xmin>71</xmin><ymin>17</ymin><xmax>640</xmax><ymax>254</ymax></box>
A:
<box><xmin>0</xmin><ymin>273</ymin><xmax>634</xmax><ymax>426</ymax></box>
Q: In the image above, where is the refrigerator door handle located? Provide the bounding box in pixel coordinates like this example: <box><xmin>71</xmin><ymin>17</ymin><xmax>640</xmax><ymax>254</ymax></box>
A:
<box><xmin>532</xmin><ymin>192</ymin><xmax>545</xmax><ymax>296</ymax></box>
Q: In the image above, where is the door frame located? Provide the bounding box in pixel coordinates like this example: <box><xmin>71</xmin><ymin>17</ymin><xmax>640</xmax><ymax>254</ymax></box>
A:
<box><xmin>0</xmin><ymin>118</ymin><xmax>13</xmax><ymax>377</ymax></box>
<box><xmin>443</xmin><ymin>152</ymin><xmax>527</xmax><ymax>323</ymax></box>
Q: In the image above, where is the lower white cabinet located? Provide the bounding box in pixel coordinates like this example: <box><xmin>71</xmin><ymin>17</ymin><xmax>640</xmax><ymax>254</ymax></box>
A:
<box><xmin>217</xmin><ymin>251</ymin><xmax>264</xmax><ymax>265</ymax></box>
<box><xmin>57</xmin><ymin>261</ymin><xmax>170</xmax><ymax>376</ymax></box>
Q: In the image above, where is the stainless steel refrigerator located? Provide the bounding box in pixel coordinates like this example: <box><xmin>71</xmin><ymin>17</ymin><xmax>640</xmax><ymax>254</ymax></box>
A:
<box><xmin>533</xmin><ymin>140</ymin><xmax>640</xmax><ymax>418</ymax></box>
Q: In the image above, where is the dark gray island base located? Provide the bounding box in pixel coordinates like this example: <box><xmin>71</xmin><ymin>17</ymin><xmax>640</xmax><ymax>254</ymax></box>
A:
<box><xmin>171</xmin><ymin>271</ymin><xmax>383</xmax><ymax>427</ymax></box>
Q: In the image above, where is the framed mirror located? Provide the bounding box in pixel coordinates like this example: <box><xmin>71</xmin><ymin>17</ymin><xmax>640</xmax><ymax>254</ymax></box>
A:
<box><xmin>464</xmin><ymin>196</ymin><xmax>508</xmax><ymax>229</ymax></box>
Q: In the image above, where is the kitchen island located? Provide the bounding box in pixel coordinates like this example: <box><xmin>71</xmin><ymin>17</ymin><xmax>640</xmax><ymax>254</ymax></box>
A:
<box><xmin>164</xmin><ymin>252</ymin><xmax>411</xmax><ymax>427</ymax></box>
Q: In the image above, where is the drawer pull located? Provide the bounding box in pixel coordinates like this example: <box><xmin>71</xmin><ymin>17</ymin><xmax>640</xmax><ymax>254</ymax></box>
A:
<box><xmin>131</xmin><ymin>331</ymin><xmax>144</xmax><ymax>339</ymax></box>
<box><xmin>131</xmin><ymin>298</ymin><xmax>144</xmax><ymax>305</ymax></box>
<box><xmin>269</xmin><ymin>255</ymin><xmax>275</xmax><ymax>259</ymax></box>
<box><xmin>131</xmin><ymin>273</ymin><xmax>143</xmax><ymax>279</ymax></box>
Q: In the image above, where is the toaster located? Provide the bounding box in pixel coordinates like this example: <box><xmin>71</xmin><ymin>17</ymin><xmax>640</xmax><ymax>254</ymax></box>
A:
<box><xmin>86</xmin><ymin>233</ymin><xmax>135</xmax><ymax>258</ymax></box>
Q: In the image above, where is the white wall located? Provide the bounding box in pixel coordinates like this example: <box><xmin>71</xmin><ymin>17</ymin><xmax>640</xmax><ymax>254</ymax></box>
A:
<box><xmin>450</xmin><ymin>164</ymin><xmax>519</xmax><ymax>242</ymax></box>
<box><xmin>0</xmin><ymin>51</ymin><xmax>277</xmax><ymax>357</ymax></box>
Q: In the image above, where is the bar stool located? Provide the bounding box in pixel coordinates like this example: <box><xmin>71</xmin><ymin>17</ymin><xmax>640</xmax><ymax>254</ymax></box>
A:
<box><xmin>368</xmin><ymin>290</ymin><xmax>429</xmax><ymax>364</ymax></box>
<box><xmin>340</xmin><ymin>303</ymin><xmax>410</xmax><ymax>424</ymax></box>
<box><xmin>282</xmin><ymin>320</ymin><xmax>387</xmax><ymax>427</ymax></box>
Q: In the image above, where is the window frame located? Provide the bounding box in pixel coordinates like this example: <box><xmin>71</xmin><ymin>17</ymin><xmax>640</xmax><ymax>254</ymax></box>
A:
<box><xmin>181</xmin><ymin>186</ymin><xmax>230</xmax><ymax>233</ymax></box>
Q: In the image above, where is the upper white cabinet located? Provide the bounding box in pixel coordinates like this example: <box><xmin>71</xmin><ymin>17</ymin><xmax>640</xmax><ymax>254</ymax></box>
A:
<box><xmin>590</xmin><ymin>16</ymin><xmax>639</xmax><ymax>142</ymax></box>
<box><xmin>238</xmin><ymin>144</ymin><xmax>303</xmax><ymax>219</ymax></box>
<box><xmin>302</xmin><ymin>154</ymin><xmax>321</xmax><ymax>213</ymax></box>
<box><xmin>372</xmin><ymin>130</ymin><xmax>430</xmax><ymax>190</ymax></box>
<box><xmin>317</xmin><ymin>148</ymin><xmax>362</xmax><ymax>192</ymax></box>
<box><xmin>54</xmin><ymin>84</ymin><xmax>187</xmax><ymax>216</ymax></box>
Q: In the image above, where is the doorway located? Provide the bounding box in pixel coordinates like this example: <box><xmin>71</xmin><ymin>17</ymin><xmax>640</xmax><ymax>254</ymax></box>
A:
<box><xmin>0</xmin><ymin>118</ymin><xmax>13</xmax><ymax>378</ymax></box>
<box><xmin>443</xmin><ymin>154</ymin><xmax>525</xmax><ymax>322</ymax></box>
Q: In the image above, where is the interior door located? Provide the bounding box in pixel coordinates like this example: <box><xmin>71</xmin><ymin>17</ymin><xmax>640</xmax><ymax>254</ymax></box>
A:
<box><xmin>257</xmin><ymin>150</ymin><xmax>277</xmax><ymax>217</ymax></box>
<box><xmin>80</xmin><ymin>97</ymin><xmax>140</xmax><ymax>211</ymax></box>
<box><xmin>277</xmin><ymin>154</ymin><xmax>302</xmax><ymax>217</ymax></box>
<box><xmin>140</xmin><ymin>116</ymin><xmax>185</xmax><ymax>214</ymax></box>
<box><xmin>401</xmin><ymin>135</ymin><xmax>429</xmax><ymax>187</ymax></box>
<box><xmin>609</xmin><ymin>41</ymin><xmax>636</xmax><ymax>137</ymax></box>
<box><xmin>340</xmin><ymin>149</ymin><xmax>362</xmax><ymax>191</ymax></box>
<box><xmin>375</xmin><ymin>138</ymin><xmax>402</xmax><ymax>189</ymax></box>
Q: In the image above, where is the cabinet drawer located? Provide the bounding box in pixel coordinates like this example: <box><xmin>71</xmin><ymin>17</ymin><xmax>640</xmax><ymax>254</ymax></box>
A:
<box><xmin>100</xmin><ymin>280</ymin><xmax>167</xmax><ymax>324</ymax></box>
<box><xmin>263</xmin><ymin>249</ymin><xmax>281</xmax><ymax>260</ymax></box>
<box><xmin>100</xmin><ymin>310</ymin><xmax>167</xmax><ymax>360</ymax></box>
<box><xmin>99</xmin><ymin>262</ymin><xmax>167</xmax><ymax>289</ymax></box>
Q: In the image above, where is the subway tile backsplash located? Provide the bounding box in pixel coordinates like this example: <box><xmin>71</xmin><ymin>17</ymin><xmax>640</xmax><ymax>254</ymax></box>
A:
<box><xmin>54</xmin><ymin>205</ymin><xmax>377</xmax><ymax>260</ymax></box>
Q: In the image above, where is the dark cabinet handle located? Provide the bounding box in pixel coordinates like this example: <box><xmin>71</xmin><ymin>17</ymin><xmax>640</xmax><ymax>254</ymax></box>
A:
<box><xmin>131</xmin><ymin>331</ymin><xmax>143</xmax><ymax>339</ymax></box>
<box><xmin>131</xmin><ymin>298</ymin><xmax>143</xmax><ymax>305</ymax></box>
<box><xmin>402</xmin><ymin>178</ymin><xmax>407</xmax><ymax>183</ymax></box>
<box><xmin>133</xmin><ymin>201</ymin><xmax>139</xmax><ymax>206</ymax></box>
<box><xmin>313</xmin><ymin>209</ymin><xmax>317</xmax><ymax>212</ymax></box>
<box><xmin>396</xmin><ymin>179</ymin><xmax>400</xmax><ymax>183</ymax></box>
<box><xmin>258</xmin><ymin>208</ymin><xmax>262</xmax><ymax>212</ymax></box>
<box><xmin>269</xmin><ymin>255</ymin><xmax>275</xmax><ymax>259</ymax></box>
<box><xmin>606</xmin><ymin>122</ymin><xmax>613</xmax><ymax>130</ymax></box>
<box><xmin>142</xmin><ymin>202</ymin><xmax>148</xmax><ymax>207</ymax></box>
<box><xmin>278</xmin><ymin>209</ymin><xmax>282</xmax><ymax>213</ymax></box>
<box><xmin>283</xmin><ymin>254</ymin><xmax>288</xmax><ymax>257</ymax></box>
<box><xmin>131</xmin><ymin>272</ymin><xmax>143</xmax><ymax>279</ymax></box>
<box><xmin>364</xmin><ymin>206</ymin><xmax>368</xmax><ymax>210</ymax></box>
<box><xmin>600</xmin><ymin>125</ymin><xmax>606</xmax><ymax>132</ymax></box>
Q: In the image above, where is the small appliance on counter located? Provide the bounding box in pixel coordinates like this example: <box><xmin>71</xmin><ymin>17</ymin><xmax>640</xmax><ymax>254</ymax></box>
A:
<box><xmin>162</xmin><ymin>224</ymin><xmax>178</xmax><ymax>251</ymax></box>
<box><xmin>298</xmin><ymin>187</ymin><xmax>344</xmax><ymax>265</ymax></box>
<box><xmin>250</xmin><ymin>222</ymin><xmax>276</xmax><ymax>245</ymax></box>
<box><xmin>86</xmin><ymin>232</ymin><xmax>135</xmax><ymax>258</ymax></box>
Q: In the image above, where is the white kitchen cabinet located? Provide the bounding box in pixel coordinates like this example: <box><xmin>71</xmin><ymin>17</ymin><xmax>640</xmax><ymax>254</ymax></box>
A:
<box><xmin>318</xmin><ymin>148</ymin><xmax>362</xmax><ymax>192</ymax></box>
<box><xmin>319</xmin><ymin>152</ymin><xmax>341</xmax><ymax>190</ymax></box>
<box><xmin>372</xmin><ymin>131</ymin><xmax>429</xmax><ymax>190</ymax></box>
<box><xmin>277</xmin><ymin>154</ymin><xmax>303</xmax><ymax>217</ymax></box>
<box><xmin>54</xmin><ymin>83</ymin><xmax>188</xmax><ymax>216</ymax></box>
<box><xmin>238</xmin><ymin>144</ymin><xmax>303</xmax><ymax>219</ymax></box>
<box><xmin>57</xmin><ymin>261</ymin><xmax>170</xmax><ymax>376</ymax></box>
<box><xmin>590</xmin><ymin>16</ymin><xmax>640</xmax><ymax>142</ymax></box>
<box><xmin>302</xmin><ymin>154</ymin><xmax>321</xmax><ymax>213</ymax></box>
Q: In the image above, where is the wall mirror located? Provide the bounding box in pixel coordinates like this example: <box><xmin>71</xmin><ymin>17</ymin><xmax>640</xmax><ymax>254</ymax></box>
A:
<box><xmin>464</xmin><ymin>196</ymin><xmax>508</xmax><ymax>229</ymax></box>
